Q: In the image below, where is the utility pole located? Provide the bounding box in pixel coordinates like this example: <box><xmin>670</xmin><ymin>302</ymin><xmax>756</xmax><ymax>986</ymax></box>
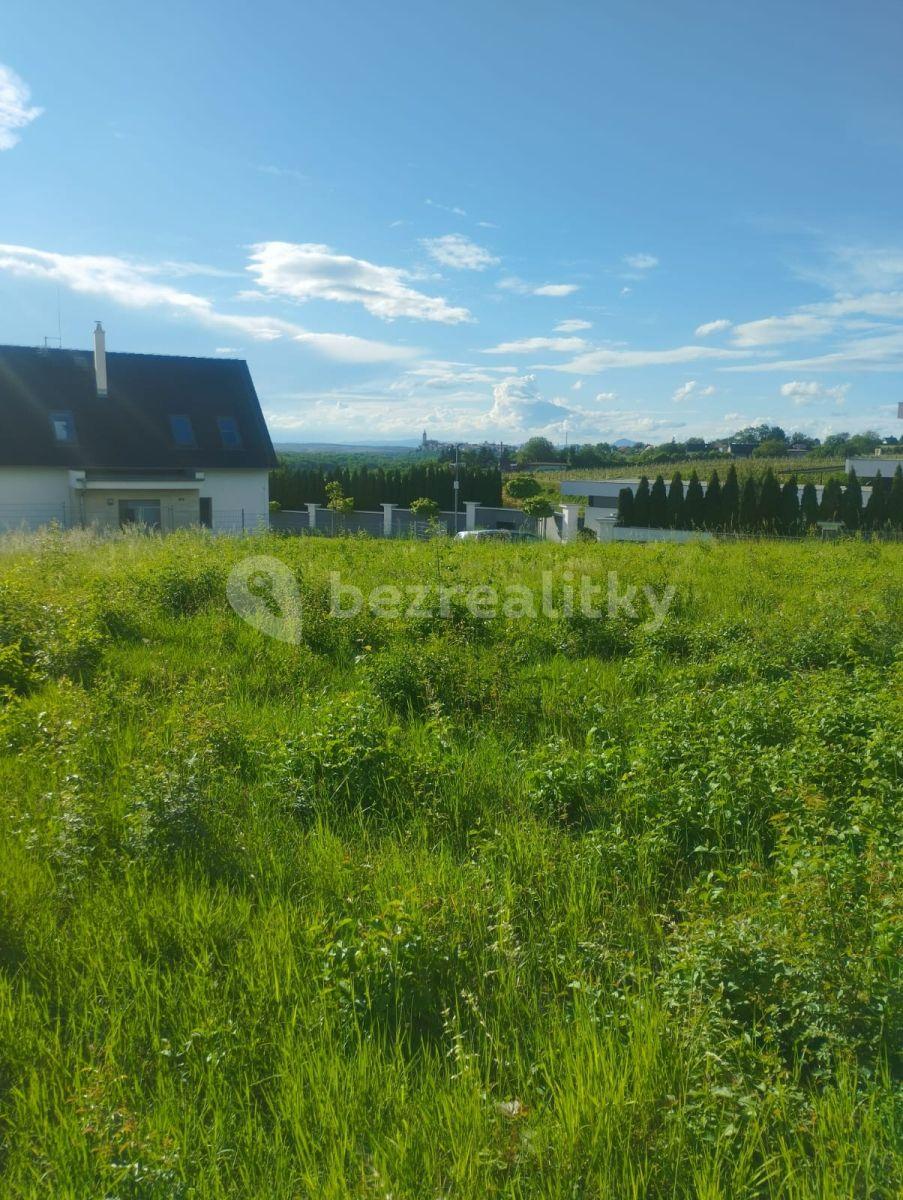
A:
<box><xmin>453</xmin><ymin>443</ymin><xmax>461</xmax><ymax>531</ymax></box>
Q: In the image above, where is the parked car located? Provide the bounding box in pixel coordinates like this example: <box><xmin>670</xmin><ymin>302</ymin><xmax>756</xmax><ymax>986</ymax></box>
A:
<box><xmin>454</xmin><ymin>528</ymin><xmax>513</xmax><ymax>540</ymax></box>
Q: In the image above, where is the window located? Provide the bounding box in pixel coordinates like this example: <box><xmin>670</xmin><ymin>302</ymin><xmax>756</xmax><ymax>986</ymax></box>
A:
<box><xmin>169</xmin><ymin>414</ymin><xmax>196</xmax><ymax>447</ymax></box>
<box><xmin>217</xmin><ymin>416</ymin><xmax>242</xmax><ymax>448</ymax></box>
<box><xmin>50</xmin><ymin>411</ymin><xmax>77</xmax><ymax>443</ymax></box>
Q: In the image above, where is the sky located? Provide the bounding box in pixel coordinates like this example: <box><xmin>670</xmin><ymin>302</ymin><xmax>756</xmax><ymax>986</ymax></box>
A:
<box><xmin>2</xmin><ymin>0</ymin><xmax>903</xmax><ymax>445</ymax></box>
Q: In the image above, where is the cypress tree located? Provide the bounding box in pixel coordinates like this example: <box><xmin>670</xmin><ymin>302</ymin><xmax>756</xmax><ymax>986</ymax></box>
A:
<box><xmin>666</xmin><ymin>471</ymin><xmax>685</xmax><ymax>528</ymax></box>
<box><xmin>649</xmin><ymin>475</ymin><xmax>669</xmax><ymax>528</ymax></box>
<box><xmin>780</xmin><ymin>477</ymin><xmax>801</xmax><ymax>534</ymax></box>
<box><xmin>616</xmin><ymin>487</ymin><xmax>635</xmax><ymax>526</ymax></box>
<box><xmin>842</xmin><ymin>468</ymin><xmax>863</xmax><ymax>530</ymax></box>
<box><xmin>632</xmin><ymin>476</ymin><xmax>651</xmax><ymax>526</ymax></box>
<box><xmin>758</xmin><ymin>468</ymin><xmax>782</xmax><ymax>532</ymax></box>
<box><xmin>820</xmin><ymin>478</ymin><xmax>843</xmax><ymax>521</ymax></box>
<box><xmin>888</xmin><ymin>465</ymin><xmax>903</xmax><ymax>530</ymax></box>
<box><xmin>704</xmin><ymin>470</ymin><xmax>722</xmax><ymax>529</ymax></box>
<box><xmin>684</xmin><ymin>470</ymin><xmax>705</xmax><ymax>528</ymax></box>
<box><xmin>739</xmin><ymin>477</ymin><xmax>759</xmax><ymax>531</ymax></box>
<box><xmin>864</xmin><ymin>470</ymin><xmax>885</xmax><ymax>530</ymax></box>
<box><xmin>721</xmin><ymin>464</ymin><xmax>740</xmax><ymax>528</ymax></box>
<box><xmin>800</xmin><ymin>481</ymin><xmax>819</xmax><ymax>527</ymax></box>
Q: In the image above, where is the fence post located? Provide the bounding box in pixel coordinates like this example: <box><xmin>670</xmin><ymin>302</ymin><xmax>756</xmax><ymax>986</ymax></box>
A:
<box><xmin>306</xmin><ymin>503</ymin><xmax>320</xmax><ymax>532</ymax></box>
<box><xmin>560</xmin><ymin>504</ymin><xmax>580</xmax><ymax>542</ymax></box>
<box><xmin>381</xmin><ymin>503</ymin><xmax>397</xmax><ymax>538</ymax></box>
<box><xmin>464</xmin><ymin>500</ymin><xmax>481</xmax><ymax>531</ymax></box>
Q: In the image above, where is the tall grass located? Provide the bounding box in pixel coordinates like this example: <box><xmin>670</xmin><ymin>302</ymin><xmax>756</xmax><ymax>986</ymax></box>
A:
<box><xmin>0</xmin><ymin>528</ymin><xmax>900</xmax><ymax>1197</ymax></box>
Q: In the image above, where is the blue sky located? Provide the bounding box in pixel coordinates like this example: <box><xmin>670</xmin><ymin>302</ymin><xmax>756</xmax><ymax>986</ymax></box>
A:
<box><xmin>2</xmin><ymin>0</ymin><xmax>902</xmax><ymax>444</ymax></box>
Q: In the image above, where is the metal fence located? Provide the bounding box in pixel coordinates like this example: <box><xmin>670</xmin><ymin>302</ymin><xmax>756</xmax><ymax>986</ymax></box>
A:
<box><xmin>0</xmin><ymin>505</ymin><xmax>269</xmax><ymax>535</ymax></box>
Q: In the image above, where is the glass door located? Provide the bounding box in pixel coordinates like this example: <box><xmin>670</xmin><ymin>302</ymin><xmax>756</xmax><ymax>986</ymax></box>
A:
<box><xmin>118</xmin><ymin>499</ymin><xmax>162</xmax><ymax>529</ymax></box>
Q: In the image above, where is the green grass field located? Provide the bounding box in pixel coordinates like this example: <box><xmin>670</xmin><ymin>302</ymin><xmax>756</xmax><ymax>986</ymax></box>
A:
<box><xmin>0</xmin><ymin>529</ymin><xmax>900</xmax><ymax>1197</ymax></box>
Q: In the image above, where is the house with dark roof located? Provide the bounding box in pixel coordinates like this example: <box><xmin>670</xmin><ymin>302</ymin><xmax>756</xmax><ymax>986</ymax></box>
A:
<box><xmin>0</xmin><ymin>325</ymin><xmax>277</xmax><ymax>531</ymax></box>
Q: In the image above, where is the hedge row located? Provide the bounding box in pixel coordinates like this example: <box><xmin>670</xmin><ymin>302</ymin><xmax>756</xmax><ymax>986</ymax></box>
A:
<box><xmin>617</xmin><ymin>465</ymin><xmax>903</xmax><ymax>533</ymax></box>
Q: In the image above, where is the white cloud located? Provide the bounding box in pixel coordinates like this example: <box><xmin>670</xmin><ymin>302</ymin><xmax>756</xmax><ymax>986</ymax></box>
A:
<box><xmin>731</xmin><ymin>313</ymin><xmax>834</xmax><ymax>347</ymax></box>
<box><xmin>481</xmin><ymin>374</ymin><xmax>576</xmax><ymax>433</ymax></box>
<box><xmin>779</xmin><ymin>380</ymin><xmax>850</xmax><ymax>407</ymax></box>
<box><xmin>533</xmin><ymin>283</ymin><xmax>579</xmax><ymax>296</ymax></box>
<box><xmin>550</xmin><ymin>343</ymin><xmax>744</xmax><ymax>374</ymax></box>
<box><xmin>498</xmin><ymin>277</ymin><xmax>579</xmax><ymax>297</ymax></box>
<box><xmin>214</xmin><ymin>346</ymin><xmax>239</xmax><ymax>355</ymax></box>
<box><xmin>482</xmin><ymin>335</ymin><xmax>588</xmax><ymax>354</ymax></box>
<box><xmin>620</xmin><ymin>286</ymin><xmax>632</xmax><ymax>296</ymax></box>
<box><xmin>572</xmin><ymin>379</ymin><xmax>583</xmax><ymax>391</ymax></box>
<box><xmin>0</xmin><ymin>65</ymin><xmax>42</xmax><ymax>151</ymax></box>
<box><xmin>695</xmin><ymin>318</ymin><xmax>732</xmax><ymax>337</ymax></box>
<box><xmin>595</xmin><ymin>391</ymin><xmax>618</xmax><ymax>402</ymax></box>
<box><xmin>425</xmin><ymin>198</ymin><xmax>467</xmax><ymax>216</ymax></box>
<box><xmin>698</xmin><ymin>384</ymin><xmax>716</xmax><ymax>397</ymax></box>
<box><xmin>420</xmin><ymin>233</ymin><xmax>499</xmax><ymax>271</ymax></box>
<box><xmin>0</xmin><ymin>243</ymin><xmax>414</xmax><ymax>363</ymax></box>
<box><xmin>246</xmin><ymin>241</ymin><xmax>472</xmax><ymax>323</ymax></box>
<box><xmin>672</xmin><ymin>380</ymin><xmax>696</xmax><ymax>403</ymax></box>
<box><xmin>623</xmin><ymin>253</ymin><xmax>658</xmax><ymax>271</ymax></box>
<box><xmin>555</xmin><ymin>318</ymin><xmax>592</xmax><ymax>332</ymax></box>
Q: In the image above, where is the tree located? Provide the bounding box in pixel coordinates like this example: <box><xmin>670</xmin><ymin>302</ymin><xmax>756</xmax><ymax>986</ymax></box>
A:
<box><xmin>632</xmin><ymin>476</ymin><xmax>651</xmax><ymax>526</ymax></box>
<box><xmin>888</xmin><ymin>466</ymin><xmax>903</xmax><ymax>530</ymax></box>
<box><xmin>863</xmin><ymin>470</ymin><xmax>886</xmax><ymax>530</ymax></box>
<box><xmin>757</xmin><ymin>469</ymin><xmax>782</xmax><ymax>531</ymax></box>
<box><xmin>616</xmin><ymin>487</ymin><xmax>635</xmax><ymax>526</ymax></box>
<box><xmin>721</xmin><ymin>465</ymin><xmax>740</xmax><ymax>529</ymax></box>
<box><xmin>324</xmin><ymin>480</ymin><xmax>354</xmax><ymax>534</ymax></box>
<box><xmin>667</xmin><ymin>471</ymin><xmax>685</xmax><ymax>529</ymax></box>
<box><xmin>684</xmin><ymin>471</ymin><xmax>705</xmax><ymax>528</ymax></box>
<box><xmin>522</xmin><ymin>495</ymin><xmax>555</xmax><ymax>535</ymax></box>
<box><xmin>753</xmin><ymin>437</ymin><xmax>789</xmax><ymax>458</ymax></box>
<box><xmin>504</xmin><ymin>474</ymin><xmax>542</xmax><ymax>500</ymax></box>
<box><xmin>704</xmin><ymin>471</ymin><xmax>722</xmax><ymax>529</ymax></box>
<box><xmin>842</xmin><ymin>468</ymin><xmax>863</xmax><ymax>530</ymax></box>
<box><xmin>649</xmin><ymin>475</ymin><xmax>668</xmax><ymax>528</ymax></box>
<box><xmin>516</xmin><ymin>437</ymin><xmax>559</xmax><ymax>465</ymax></box>
<box><xmin>800</xmin><ymin>482</ymin><xmax>820</xmax><ymax>527</ymax></box>
<box><xmin>739</xmin><ymin>477</ymin><xmax>759</xmax><ymax>531</ymax></box>
<box><xmin>820</xmin><ymin>478</ymin><xmax>843</xmax><ymax>522</ymax></box>
<box><xmin>780</xmin><ymin>478</ymin><xmax>801</xmax><ymax>534</ymax></box>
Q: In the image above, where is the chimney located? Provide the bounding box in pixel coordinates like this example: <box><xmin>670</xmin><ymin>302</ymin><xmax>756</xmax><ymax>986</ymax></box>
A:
<box><xmin>93</xmin><ymin>321</ymin><xmax>108</xmax><ymax>396</ymax></box>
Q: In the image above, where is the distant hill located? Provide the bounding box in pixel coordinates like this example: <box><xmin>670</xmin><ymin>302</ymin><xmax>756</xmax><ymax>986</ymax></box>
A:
<box><xmin>274</xmin><ymin>440</ymin><xmax>421</xmax><ymax>453</ymax></box>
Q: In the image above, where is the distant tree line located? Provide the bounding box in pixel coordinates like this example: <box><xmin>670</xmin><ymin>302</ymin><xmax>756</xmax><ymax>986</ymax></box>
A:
<box><xmin>616</xmin><ymin>465</ymin><xmax>903</xmax><ymax>533</ymax></box>
<box><xmin>514</xmin><ymin>428</ymin><xmax>899</xmax><ymax>469</ymax></box>
<box><xmin>270</xmin><ymin>461</ymin><xmax>503</xmax><ymax>510</ymax></box>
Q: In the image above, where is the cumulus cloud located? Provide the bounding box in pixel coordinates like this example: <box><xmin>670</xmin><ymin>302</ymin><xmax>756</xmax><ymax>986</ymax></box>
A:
<box><xmin>623</xmin><ymin>253</ymin><xmax>658</xmax><ymax>271</ymax></box>
<box><xmin>779</xmin><ymin>380</ymin><xmax>850</xmax><ymax>407</ymax></box>
<box><xmin>672</xmin><ymin>380</ymin><xmax>696</xmax><ymax>403</ymax></box>
<box><xmin>0</xmin><ymin>243</ymin><xmax>414</xmax><ymax>363</ymax></box>
<box><xmin>246</xmin><ymin>241</ymin><xmax>472</xmax><ymax>323</ymax></box>
<box><xmin>0</xmin><ymin>65</ymin><xmax>42</xmax><ymax>150</ymax></box>
<box><xmin>555</xmin><ymin>318</ymin><xmax>592</xmax><ymax>332</ymax></box>
<box><xmin>595</xmin><ymin>391</ymin><xmax>618</xmax><ymax>402</ymax></box>
<box><xmin>482</xmin><ymin>335</ymin><xmax>588</xmax><ymax>354</ymax></box>
<box><xmin>695</xmin><ymin>318</ymin><xmax>732</xmax><ymax>337</ymax></box>
<box><xmin>482</xmin><ymin>374</ymin><xmax>576</xmax><ymax>432</ymax></box>
<box><xmin>420</xmin><ymin>233</ymin><xmax>499</xmax><ymax>271</ymax></box>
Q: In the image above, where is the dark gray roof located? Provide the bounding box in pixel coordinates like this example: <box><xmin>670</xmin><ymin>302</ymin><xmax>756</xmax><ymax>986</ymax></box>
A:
<box><xmin>0</xmin><ymin>345</ymin><xmax>277</xmax><ymax>470</ymax></box>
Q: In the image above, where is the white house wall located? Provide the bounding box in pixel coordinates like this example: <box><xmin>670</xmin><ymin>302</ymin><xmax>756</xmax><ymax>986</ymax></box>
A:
<box><xmin>200</xmin><ymin>469</ymin><xmax>270</xmax><ymax>531</ymax></box>
<box><xmin>0</xmin><ymin>467</ymin><xmax>72</xmax><ymax>529</ymax></box>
